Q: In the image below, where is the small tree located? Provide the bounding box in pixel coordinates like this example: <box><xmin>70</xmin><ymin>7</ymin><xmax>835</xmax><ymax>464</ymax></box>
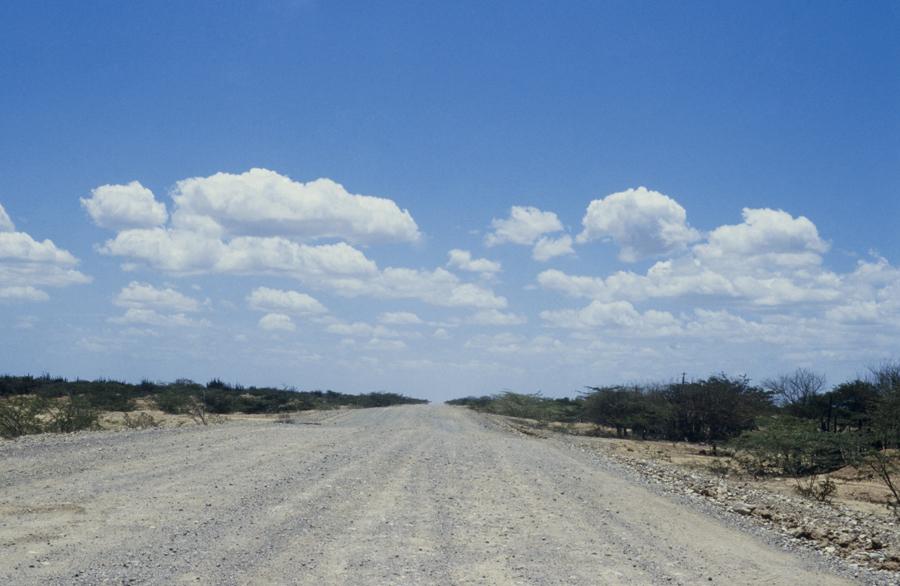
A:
<box><xmin>763</xmin><ymin>368</ymin><xmax>825</xmax><ymax>418</ymax></box>
<box><xmin>866</xmin><ymin>450</ymin><xmax>900</xmax><ymax>517</ymax></box>
<box><xmin>871</xmin><ymin>362</ymin><xmax>900</xmax><ymax>448</ymax></box>
<box><xmin>185</xmin><ymin>395</ymin><xmax>209</xmax><ymax>425</ymax></box>
<box><xmin>825</xmin><ymin>379</ymin><xmax>878</xmax><ymax>432</ymax></box>
<box><xmin>582</xmin><ymin>386</ymin><xmax>644</xmax><ymax>437</ymax></box>
<box><xmin>663</xmin><ymin>375</ymin><xmax>771</xmax><ymax>448</ymax></box>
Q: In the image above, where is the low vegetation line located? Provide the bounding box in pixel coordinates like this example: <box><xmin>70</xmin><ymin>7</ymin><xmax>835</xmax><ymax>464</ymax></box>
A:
<box><xmin>0</xmin><ymin>374</ymin><xmax>427</xmax><ymax>439</ymax></box>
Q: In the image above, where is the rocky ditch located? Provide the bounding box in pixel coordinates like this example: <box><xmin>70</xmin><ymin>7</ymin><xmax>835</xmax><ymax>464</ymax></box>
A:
<box><xmin>488</xmin><ymin>415</ymin><xmax>900</xmax><ymax>581</ymax></box>
<box><xmin>559</xmin><ymin>432</ymin><xmax>900</xmax><ymax>578</ymax></box>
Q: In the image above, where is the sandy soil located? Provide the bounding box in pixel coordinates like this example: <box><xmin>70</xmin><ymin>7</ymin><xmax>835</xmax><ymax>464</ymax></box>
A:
<box><xmin>0</xmin><ymin>405</ymin><xmax>873</xmax><ymax>585</ymax></box>
<box><xmin>554</xmin><ymin>426</ymin><xmax>897</xmax><ymax>517</ymax></box>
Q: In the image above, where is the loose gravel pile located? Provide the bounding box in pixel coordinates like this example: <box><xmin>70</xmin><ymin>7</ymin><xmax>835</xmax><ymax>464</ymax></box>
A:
<box><xmin>608</xmin><ymin>456</ymin><xmax>900</xmax><ymax>572</ymax></box>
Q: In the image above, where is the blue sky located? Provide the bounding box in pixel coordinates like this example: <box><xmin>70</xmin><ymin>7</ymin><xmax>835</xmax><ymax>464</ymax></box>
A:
<box><xmin>1</xmin><ymin>1</ymin><xmax>898</xmax><ymax>401</ymax></box>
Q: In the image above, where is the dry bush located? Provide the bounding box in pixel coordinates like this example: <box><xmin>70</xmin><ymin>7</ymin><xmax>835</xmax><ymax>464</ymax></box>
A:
<box><xmin>708</xmin><ymin>458</ymin><xmax>733</xmax><ymax>479</ymax></box>
<box><xmin>276</xmin><ymin>413</ymin><xmax>296</xmax><ymax>424</ymax></box>
<box><xmin>122</xmin><ymin>412</ymin><xmax>160</xmax><ymax>429</ymax></box>
<box><xmin>865</xmin><ymin>451</ymin><xmax>900</xmax><ymax>517</ymax></box>
<box><xmin>794</xmin><ymin>475</ymin><xmax>837</xmax><ymax>502</ymax></box>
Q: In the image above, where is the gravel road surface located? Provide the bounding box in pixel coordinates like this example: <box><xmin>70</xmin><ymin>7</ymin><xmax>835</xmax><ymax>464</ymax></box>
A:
<box><xmin>0</xmin><ymin>405</ymin><xmax>862</xmax><ymax>584</ymax></box>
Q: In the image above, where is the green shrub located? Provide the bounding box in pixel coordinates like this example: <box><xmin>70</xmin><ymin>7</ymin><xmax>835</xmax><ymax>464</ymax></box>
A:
<box><xmin>46</xmin><ymin>396</ymin><xmax>99</xmax><ymax>433</ymax></box>
<box><xmin>446</xmin><ymin>395</ymin><xmax>494</xmax><ymax>409</ymax></box>
<box><xmin>449</xmin><ymin>392</ymin><xmax>582</xmax><ymax>423</ymax></box>
<box><xmin>153</xmin><ymin>390</ymin><xmax>193</xmax><ymax>414</ymax></box>
<box><xmin>0</xmin><ymin>396</ymin><xmax>47</xmax><ymax>438</ymax></box>
<box><xmin>487</xmin><ymin>392</ymin><xmax>549</xmax><ymax>420</ymax></box>
<box><xmin>202</xmin><ymin>389</ymin><xmax>238</xmax><ymax>414</ymax></box>
<box><xmin>81</xmin><ymin>383</ymin><xmax>137</xmax><ymax>412</ymax></box>
<box><xmin>730</xmin><ymin>416</ymin><xmax>864</xmax><ymax>476</ymax></box>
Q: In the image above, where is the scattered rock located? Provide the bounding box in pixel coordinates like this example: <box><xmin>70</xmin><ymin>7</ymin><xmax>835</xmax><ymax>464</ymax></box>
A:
<box><xmin>556</xmin><ymin>431</ymin><xmax>900</xmax><ymax>580</ymax></box>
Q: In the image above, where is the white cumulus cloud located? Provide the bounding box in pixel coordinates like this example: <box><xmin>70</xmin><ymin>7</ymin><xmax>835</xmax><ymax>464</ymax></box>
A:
<box><xmin>247</xmin><ymin>287</ymin><xmax>327</xmax><ymax>315</ymax></box>
<box><xmin>327</xmin><ymin>267</ymin><xmax>507</xmax><ymax>309</ymax></box>
<box><xmin>447</xmin><ymin>249</ymin><xmax>501</xmax><ymax>274</ymax></box>
<box><xmin>537</xmin><ymin>269</ymin><xmax>607</xmax><ymax>299</ymax></box>
<box><xmin>90</xmin><ymin>170</ymin><xmax>506</xmax><ymax>310</ymax></box>
<box><xmin>100</xmin><ymin>229</ymin><xmax>377</xmax><ymax>277</ymax></box>
<box><xmin>258</xmin><ymin>312</ymin><xmax>296</xmax><ymax>332</ymax></box>
<box><xmin>541</xmin><ymin>207</ymin><xmax>845</xmax><ymax>307</ymax></box>
<box><xmin>540</xmin><ymin>300</ymin><xmax>680</xmax><ymax>335</ymax></box>
<box><xmin>115</xmin><ymin>282</ymin><xmax>201</xmax><ymax>312</ymax></box>
<box><xmin>365</xmin><ymin>338</ymin><xmax>407</xmax><ymax>351</ymax></box>
<box><xmin>0</xmin><ymin>202</ymin><xmax>90</xmax><ymax>301</ymax></box>
<box><xmin>378</xmin><ymin>311</ymin><xmax>423</xmax><ymax>325</ymax></box>
<box><xmin>170</xmin><ymin>168</ymin><xmax>420</xmax><ymax>244</ymax></box>
<box><xmin>326</xmin><ymin>321</ymin><xmax>400</xmax><ymax>338</ymax></box>
<box><xmin>694</xmin><ymin>207</ymin><xmax>829</xmax><ymax>268</ymax></box>
<box><xmin>0</xmin><ymin>203</ymin><xmax>14</xmax><ymax>232</ymax></box>
<box><xmin>485</xmin><ymin>206</ymin><xmax>564</xmax><ymax>247</ymax></box>
<box><xmin>0</xmin><ymin>286</ymin><xmax>49</xmax><ymax>302</ymax></box>
<box><xmin>109</xmin><ymin>282</ymin><xmax>206</xmax><ymax>328</ymax></box>
<box><xmin>110</xmin><ymin>308</ymin><xmax>208</xmax><ymax>328</ymax></box>
<box><xmin>433</xmin><ymin>328</ymin><xmax>451</xmax><ymax>340</ymax></box>
<box><xmin>532</xmin><ymin>234</ymin><xmax>574</xmax><ymax>262</ymax></box>
<box><xmin>468</xmin><ymin>309</ymin><xmax>527</xmax><ymax>326</ymax></box>
<box><xmin>577</xmin><ymin>187</ymin><xmax>700</xmax><ymax>261</ymax></box>
<box><xmin>81</xmin><ymin>181</ymin><xmax>168</xmax><ymax>230</ymax></box>
<box><xmin>0</xmin><ymin>231</ymin><xmax>80</xmax><ymax>265</ymax></box>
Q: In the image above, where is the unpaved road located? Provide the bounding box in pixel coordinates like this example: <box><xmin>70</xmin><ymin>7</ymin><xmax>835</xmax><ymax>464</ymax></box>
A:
<box><xmin>0</xmin><ymin>405</ymin><xmax>865</xmax><ymax>585</ymax></box>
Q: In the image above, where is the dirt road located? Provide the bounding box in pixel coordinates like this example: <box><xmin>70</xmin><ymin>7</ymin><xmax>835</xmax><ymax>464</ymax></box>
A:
<box><xmin>0</xmin><ymin>405</ymin><xmax>867</xmax><ymax>584</ymax></box>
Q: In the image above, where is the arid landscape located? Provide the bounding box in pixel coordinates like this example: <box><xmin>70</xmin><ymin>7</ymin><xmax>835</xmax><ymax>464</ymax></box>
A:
<box><xmin>2</xmin><ymin>2</ymin><xmax>899</xmax><ymax>585</ymax></box>
<box><xmin>2</xmin><ymin>405</ymin><xmax>895</xmax><ymax>585</ymax></box>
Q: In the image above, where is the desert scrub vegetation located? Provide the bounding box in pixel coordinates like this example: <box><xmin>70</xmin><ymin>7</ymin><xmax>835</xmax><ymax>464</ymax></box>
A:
<box><xmin>147</xmin><ymin>379</ymin><xmax>427</xmax><ymax>416</ymax></box>
<box><xmin>447</xmin><ymin>392</ymin><xmax>582</xmax><ymax>423</ymax></box>
<box><xmin>0</xmin><ymin>395</ymin><xmax>46</xmax><ymax>438</ymax></box>
<box><xmin>793</xmin><ymin>474</ymin><xmax>837</xmax><ymax>503</ymax></box>
<box><xmin>121</xmin><ymin>411</ymin><xmax>160</xmax><ymax>429</ymax></box>
<box><xmin>728</xmin><ymin>364</ymin><xmax>900</xmax><ymax>512</ymax></box>
<box><xmin>729</xmin><ymin>416</ymin><xmax>861</xmax><ymax>476</ymax></box>
<box><xmin>0</xmin><ymin>373</ymin><xmax>427</xmax><ymax>439</ymax></box>
<box><xmin>583</xmin><ymin>375</ymin><xmax>773</xmax><ymax>447</ymax></box>
<box><xmin>0</xmin><ymin>394</ymin><xmax>99</xmax><ymax>439</ymax></box>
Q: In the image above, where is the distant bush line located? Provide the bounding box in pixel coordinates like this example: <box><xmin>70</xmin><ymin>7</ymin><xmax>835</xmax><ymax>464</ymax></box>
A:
<box><xmin>448</xmin><ymin>374</ymin><xmax>773</xmax><ymax>446</ymax></box>
<box><xmin>0</xmin><ymin>375</ymin><xmax>427</xmax><ymax>439</ymax></box>
<box><xmin>450</xmin><ymin>364</ymin><xmax>900</xmax><ymax>448</ymax></box>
